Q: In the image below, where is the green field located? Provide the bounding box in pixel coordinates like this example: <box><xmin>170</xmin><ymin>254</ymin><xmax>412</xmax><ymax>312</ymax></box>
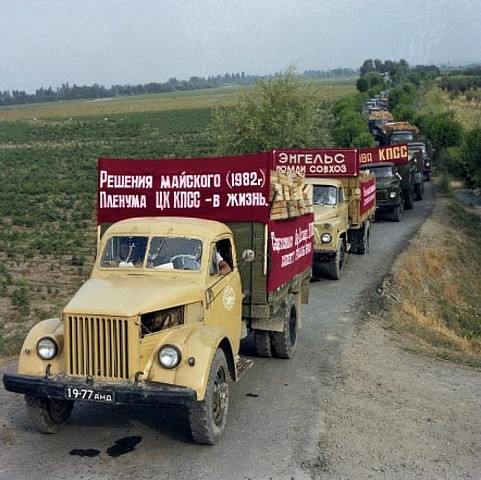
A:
<box><xmin>0</xmin><ymin>79</ymin><xmax>356</xmax><ymax>356</ymax></box>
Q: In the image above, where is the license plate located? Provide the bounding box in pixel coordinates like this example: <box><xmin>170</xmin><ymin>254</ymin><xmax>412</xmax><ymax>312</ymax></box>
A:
<box><xmin>65</xmin><ymin>386</ymin><xmax>114</xmax><ymax>403</ymax></box>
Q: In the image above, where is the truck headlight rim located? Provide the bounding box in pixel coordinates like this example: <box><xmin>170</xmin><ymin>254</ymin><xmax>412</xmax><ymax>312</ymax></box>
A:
<box><xmin>321</xmin><ymin>233</ymin><xmax>332</xmax><ymax>243</ymax></box>
<box><xmin>158</xmin><ymin>344</ymin><xmax>182</xmax><ymax>369</ymax></box>
<box><xmin>37</xmin><ymin>337</ymin><xmax>58</xmax><ymax>360</ymax></box>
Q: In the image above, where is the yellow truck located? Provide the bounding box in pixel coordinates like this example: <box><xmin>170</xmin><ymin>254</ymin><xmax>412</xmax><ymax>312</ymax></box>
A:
<box><xmin>272</xmin><ymin>149</ymin><xmax>376</xmax><ymax>280</ymax></box>
<box><xmin>3</xmin><ymin>153</ymin><xmax>313</xmax><ymax>444</ymax></box>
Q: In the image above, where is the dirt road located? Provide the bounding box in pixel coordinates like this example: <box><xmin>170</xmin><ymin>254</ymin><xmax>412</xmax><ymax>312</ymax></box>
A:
<box><xmin>1</xmin><ymin>183</ymin><xmax>480</xmax><ymax>479</ymax></box>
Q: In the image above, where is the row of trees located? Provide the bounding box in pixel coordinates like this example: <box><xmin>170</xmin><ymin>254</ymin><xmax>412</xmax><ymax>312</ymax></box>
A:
<box><xmin>209</xmin><ymin>59</ymin><xmax>480</xmax><ymax>188</ymax></box>
<box><xmin>0</xmin><ymin>68</ymin><xmax>357</xmax><ymax>107</ymax></box>
<box><xmin>361</xmin><ymin>63</ymin><xmax>481</xmax><ymax>188</ymax></box>
<box><xmin>438</xmin><ymin>68</ymin><xmax>481</xmax><ymax>102</ymax></box>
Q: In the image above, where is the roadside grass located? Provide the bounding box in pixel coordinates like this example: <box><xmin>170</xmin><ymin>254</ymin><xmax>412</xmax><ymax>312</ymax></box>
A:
<box><xmin>385</xmin><ymin>195</ymin><xmax>481</xmax><ymax>367</ymax></box>
<box><xmin>423</xmin><ymin>86</ymin><xmax>481</xmax><ymax>133</ymax></box>
<box><xmin>383</xmin><ymin>85</ymin><xmax>481</xmax><ymax>366</ymax></box>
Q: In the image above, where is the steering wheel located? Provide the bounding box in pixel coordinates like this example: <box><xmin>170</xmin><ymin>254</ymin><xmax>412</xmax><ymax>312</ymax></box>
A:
<box><xmin>170</xmin><ymin>254</ymin><xmax>200</xmax><ymax>270</ymax></box>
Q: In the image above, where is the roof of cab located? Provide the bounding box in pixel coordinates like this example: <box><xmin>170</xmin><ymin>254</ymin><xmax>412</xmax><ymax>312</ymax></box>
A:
<box><xmin>103</xmin><ymin>216</ymin><xmax>232</xmax><ymax>238</ymax></box>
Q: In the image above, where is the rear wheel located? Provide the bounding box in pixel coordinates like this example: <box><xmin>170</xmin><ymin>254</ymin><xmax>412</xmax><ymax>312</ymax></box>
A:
<box><xmin>354</xmin><ymin>221</ymin><xmax>371</xmax><ymax>255</ymax></box>
<box><xmin>272</xmin><ymin>293</ymin><xmax>298</xmax><ymax>359</ymax></box>
<box><xmin>404</xmin><ymin>190</ymin><xmax>414</xmax><ymax>210</ymax></box>
<box><xmin>25</xmin><ymin>395</ymin><xmax>74</xmax><ymax>433</ymax></box>
<box><xmin>415</xmin><ymin>183</ymin><xmax>424</xmax><ymax>201</ymax></box>
<box><xmin>254</xmin><ymin>330</ymin><xmax>273</xmax><ymax>358</ymax></box>
<box><xmin>189</xmin><ymin>349</ymin><xmax>229</xmax><ymax>445</ymax></box>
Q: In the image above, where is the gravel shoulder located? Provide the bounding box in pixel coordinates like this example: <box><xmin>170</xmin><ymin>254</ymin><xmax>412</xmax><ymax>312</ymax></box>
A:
<box><xmin>321</xmin><ymin>197</ymin><xmax>481</xmax><ymax>479</ymax></box>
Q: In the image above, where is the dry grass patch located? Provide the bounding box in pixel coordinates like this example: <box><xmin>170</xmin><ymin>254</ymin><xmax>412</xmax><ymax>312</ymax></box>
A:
<box><xmin>383</xmin><ymin>196</ymin><xmax>481</xmax><ymax>366</ymax></box>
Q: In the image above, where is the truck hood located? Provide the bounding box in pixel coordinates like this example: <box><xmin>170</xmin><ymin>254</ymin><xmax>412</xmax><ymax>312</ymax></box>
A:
<box><xmin>64</xmin><ymin>275</ymin><xmax>205</xmax><ymax>317</ymax></box>
<box><xmin>313</xmin><ymin>205</ymin><xmax>338</xmax><ymax>222</ymax></box>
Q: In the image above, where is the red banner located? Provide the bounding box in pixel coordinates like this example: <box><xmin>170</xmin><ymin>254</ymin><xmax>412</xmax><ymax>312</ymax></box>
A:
<box><xmin>97</xmin><ymin>154</ymin><xmax>272</xmax><ymax>224</ymax></box>
<box><xmin>359</xmin><ymin>144</ymin><xmax>409</xmax><ymax>166</ymax></box>
<box><xmin>267</xmin><ymin>214</ymin><xmax>314</xmax><ymax>291</ymax></box>
<box><xmin>359</xmin><ymin>176</ymin><xmax>376</xmax><ymax>216</ymax></box>
<box><xmin>271</xmin><ymin>149</ymin><xmax>358</xmax><ymax>177</ymax></box>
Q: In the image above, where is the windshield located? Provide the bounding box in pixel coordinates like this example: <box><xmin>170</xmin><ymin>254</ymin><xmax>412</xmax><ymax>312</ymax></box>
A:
<box><xmin>313</xmin><ymin>185</ymin><xmax>337</xmax><ymax>206</ymax></box>
<box><xmin>365</xmin><ymin>166</ymin><xmax>394</xmax><ymax>178</ymax></box>
<box><xmin>100</xmin><ymin>235</ymin><xmax>202</xmax><ymax>271</ymax></box>
<box><xmin>391</xmin><ymin>131</ymin><xmax>414</xmax><ymax>143</ymax></box>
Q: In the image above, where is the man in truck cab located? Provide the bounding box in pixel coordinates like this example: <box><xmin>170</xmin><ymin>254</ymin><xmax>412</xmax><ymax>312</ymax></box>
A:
<box><xmin>313</xmin><ymin>185</ymin><xmax>337</xmax><ymax>206</ymax></box>
<box><xmin>211</xmin><ymin>239</ymin><xmax>232</xmax><ymax>275</ymax></box>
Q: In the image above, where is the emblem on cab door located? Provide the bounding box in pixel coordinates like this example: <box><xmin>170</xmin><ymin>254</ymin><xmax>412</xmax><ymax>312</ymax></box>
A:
<box><xmin>223</xmin><ymin>286</ymin><xmax>235</xmax><ymax>310</ymax></box>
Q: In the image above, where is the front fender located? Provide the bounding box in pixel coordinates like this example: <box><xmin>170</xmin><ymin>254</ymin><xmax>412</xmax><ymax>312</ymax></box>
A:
<box><xmin>313</xmin><ymin>219</ymin><xmax>346</xmax><ymax>252</ymax></box>
<box><xmin>145</xmin><ymin>325</ymin><xmax>234</xmax><ymax>401</ymax></box>
<box><xmin>17</xmin><ymin>318</ymin><xmax>65</xmax><ymax>376</ymax></box>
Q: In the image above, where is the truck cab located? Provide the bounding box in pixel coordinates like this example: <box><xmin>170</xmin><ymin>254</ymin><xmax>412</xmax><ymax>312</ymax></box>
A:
<box><xmin>4</xmin><ymin>216</ymin><xmax>252</xmax><ymax>444</ymax></box>
<box><xmin>360</xmin><ymin>162</ymin><xmax>403</xmax><ymax>221</ymax></box>
<box><xmin>408</xmin><ymin>140</ymin><xmax>432</xmax><ymax>181</ymax></box>
<box><xmin>306</xmin><ymin>172</ymin><xmax>374</xmax><ymax>280</ymax></box>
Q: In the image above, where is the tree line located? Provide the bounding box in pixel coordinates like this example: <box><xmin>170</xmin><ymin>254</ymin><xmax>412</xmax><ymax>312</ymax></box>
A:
<box><xmin>0</xmin><ymin>68</ymin><xmax>357</xmax><ymax>107</ymax></box>
<box><xmin>209</xmin><ymin>60</ymin><xmax>481</xmax><ymax>188</ymax></box>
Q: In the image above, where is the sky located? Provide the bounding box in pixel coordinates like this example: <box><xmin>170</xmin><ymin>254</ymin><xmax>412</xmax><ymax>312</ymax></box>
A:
<box><xmin>1</xmin><ymin>0</ymin><xmax>480</xmax><ymax>93</ymax></box>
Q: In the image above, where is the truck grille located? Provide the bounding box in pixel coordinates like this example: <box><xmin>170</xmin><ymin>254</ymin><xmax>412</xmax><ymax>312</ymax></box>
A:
<box><xmin>66</xmin><ymin>316</ymin><xmax>130</xmax><ymax>380</ymax></box>
<box><xmin>376</xmin><ymin>190</ymin><xmax>387</xmax><ymax>201</ymax></box>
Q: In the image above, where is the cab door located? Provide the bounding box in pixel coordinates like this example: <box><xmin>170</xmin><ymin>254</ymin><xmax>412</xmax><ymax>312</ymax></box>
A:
<box><xmin>204</xmin><ymin>237</ymin><xmax>243</xmax><ymax>353</ymax></box>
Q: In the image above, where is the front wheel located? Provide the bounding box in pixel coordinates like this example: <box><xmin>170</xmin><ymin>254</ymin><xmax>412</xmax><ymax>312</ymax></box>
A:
<box><xmin>392</xmin><ymin>201</ymin><xmax>403</xmax><ymax>222</ymax></box>
<box><xmin>25</xmin><ymin>395</ymin><xmax>74</xmax><ymax>433</ymax></box>
<box><xmin>325</xmin><ymin>241</ymin><xmax>344</xmax><ymax>280</ymax></box>
<box><xmin>189</xmin><ymin>349</ymin><xmax>229</xmax><ymax>445</ymax></box>
<box><xmin>254</xmin><ymin>330</ymin><xmax>273</xmax><ymax>358</ymax></box>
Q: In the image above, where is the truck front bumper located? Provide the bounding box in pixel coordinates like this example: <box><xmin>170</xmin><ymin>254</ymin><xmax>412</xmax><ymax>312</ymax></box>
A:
<box><xmin>313</xmin><ymin>250</ymin><xmax>336</xmax><ymax>263</ymax></box>
<box><xmin>375</xmin><ymin>202</ymin><xmax>399</xmax><ymax>212</ymax></box>
<box><xmin>3</xmin><ymin>372</ymin><xmax>197</xmax><ymax>407</ymax></box>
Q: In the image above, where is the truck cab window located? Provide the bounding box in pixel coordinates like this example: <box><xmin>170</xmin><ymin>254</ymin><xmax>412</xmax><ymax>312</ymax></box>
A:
<box><xmin>210</xmin><ymin>239</ymin><xmax>233</xmax><ymax>276</ymax></box>
<box><xmin>101</xmin><ymin>236</ymin><xmax>147</xmax><ymax>268</ymax></box>
<box><xmin>313</xmin><ymin>185</ymin><xmax>337</xmax><ymax>206</ymax></box>
<box><xmin>147</xmin><ymin>236</ymin><xmax>202</xmax><ymax>270</ymax></box>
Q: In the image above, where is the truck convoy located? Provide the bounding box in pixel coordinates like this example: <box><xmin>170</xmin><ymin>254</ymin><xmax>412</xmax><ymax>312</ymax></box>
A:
<box><xmin>272</xmin><ymin>149</ymin><xmax>376</xmax><ymax>280</ymax></box>
<box><xmin>3</xmin><ymin>152</ymin><xmax>313</xmax><ymax>444</ymax></box>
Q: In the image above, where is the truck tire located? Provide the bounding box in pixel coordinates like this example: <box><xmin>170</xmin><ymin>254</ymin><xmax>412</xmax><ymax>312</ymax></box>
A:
<box><xmin>354</xmin><ymin>221</ymin><xmax>371</xmax><ymax>255</ymax></box>
<box><xmin>189</xmin><ymin>349</ymin><xmax>229</xmax><ymax>445</ymax></box>
<box><xmin>272</xmin><ymin>293</ymin><xmax>298</xmax><ymax>359</ymax></box>
<box><xmin>392</xmin><ymin>202</ymin><xmax>403</xmax><ymax>222</ymax></box>
<box><xmin>404</xmin><ymin>190</ymin><xmax>414</xmax><ymax>210</ymax></box>
<box><xmin>415</xmin><ymin>183</ymin><xmax>424</xmax><ymax>201</ymax></box>
<box><xmin>25</xmin><ymin>395</ymin><xmax>74</xmax><ymax>433</ymax></box>
<box><xmin>254</xmin><ymin>330</ymin><xmax>273</xmax><ymax>358</ymax></box>
<box><xmin>325</xmin><ymin>241</ymin><xmax>344</xmax><ymax>280</ymax></box>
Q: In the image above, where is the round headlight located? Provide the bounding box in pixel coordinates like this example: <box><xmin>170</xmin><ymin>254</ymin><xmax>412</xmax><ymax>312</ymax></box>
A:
<box><xmin>389</xmin><ymin>191</ymin><xmax>397</xmax><ymax>198</ymax></box>
<box><xmin>321</xmin><ymin>233</ymin><xmax>332</xmax><ymax>243</ymax></box>
<box><xmin>158</xmin><ymin>344</ymin><xmax>181</xmax><ymax>369</ymax></box>
<box><xmin>37</xmin><ymin>337</ymin><xmax>58</xmax><ymax>360</ymax></box>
